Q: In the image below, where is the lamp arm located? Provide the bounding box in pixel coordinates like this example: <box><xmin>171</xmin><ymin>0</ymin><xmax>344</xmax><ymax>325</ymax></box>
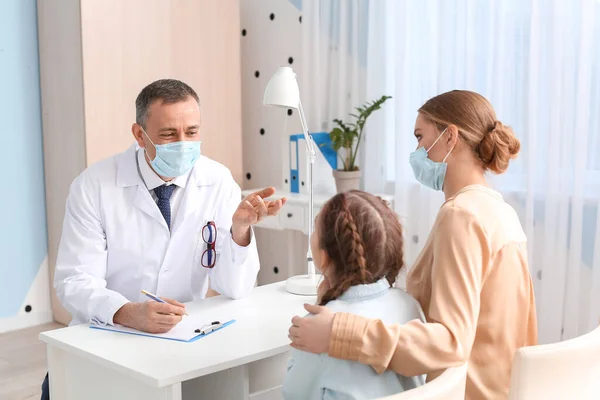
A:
<box><xmin>297</xmin><ymin>100</ymin><xmax>316</xmax><ymax>279</ymax></box>
<box><xmin>297</xmin><ymin>100</ymin><xmax>316</xmax><ymax>160</ymax></box>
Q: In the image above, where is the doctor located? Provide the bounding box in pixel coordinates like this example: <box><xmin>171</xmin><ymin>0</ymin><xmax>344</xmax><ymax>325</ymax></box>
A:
<box><xmin>43</xmin><ymin>79</ymin><xmax>285</xmax><ymax>399</ymax></box>
<box><xmin>53</xmin><ymin>78</ymin><xmax>284</xmax><ymax>331</ymax></box>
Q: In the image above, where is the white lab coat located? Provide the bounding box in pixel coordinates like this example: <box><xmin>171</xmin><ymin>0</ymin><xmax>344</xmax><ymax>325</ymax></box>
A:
<box><xmin>54</xmin><ymin>145</ymin><xmax>260</xmax><ymax>326</ymax></box>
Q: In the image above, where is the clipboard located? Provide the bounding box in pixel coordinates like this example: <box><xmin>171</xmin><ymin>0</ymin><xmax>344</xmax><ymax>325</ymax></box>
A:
<box><xmin>90</xmin><ymin>318</ymin><xmax>236</xmax><ymax>343</ymax></box>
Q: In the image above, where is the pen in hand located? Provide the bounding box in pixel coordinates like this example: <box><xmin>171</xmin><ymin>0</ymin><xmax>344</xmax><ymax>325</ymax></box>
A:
<box><xmin>141</xmin><ymin>290</ymin><xmax>189</xmax><ymax>316</ymax></box>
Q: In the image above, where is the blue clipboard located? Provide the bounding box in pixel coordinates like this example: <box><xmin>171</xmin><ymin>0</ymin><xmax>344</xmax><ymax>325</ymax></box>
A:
<box><xmin>90</xmin><ymin>319</ymin><xmax>236</xmax><ymax>343</ymax></box>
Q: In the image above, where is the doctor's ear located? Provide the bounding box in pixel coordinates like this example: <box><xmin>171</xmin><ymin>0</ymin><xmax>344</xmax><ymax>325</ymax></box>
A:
<box><xmin>132</xmin><ymin>123</ymin><xmax>146</xmax><ymax>148</ymax></box>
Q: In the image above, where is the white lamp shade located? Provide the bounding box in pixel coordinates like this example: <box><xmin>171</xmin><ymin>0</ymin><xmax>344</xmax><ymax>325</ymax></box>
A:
<box><xmin>263</xmin><ymin>66</ymin><xmax>300</xmax><ymax>109</ymax></box>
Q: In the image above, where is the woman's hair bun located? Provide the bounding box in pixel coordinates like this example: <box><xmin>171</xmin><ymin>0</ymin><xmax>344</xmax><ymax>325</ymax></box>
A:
<box><xmin>477</xmin><ymin>120</ymin><xmax>521</xmax><ymax>174</ymax></box>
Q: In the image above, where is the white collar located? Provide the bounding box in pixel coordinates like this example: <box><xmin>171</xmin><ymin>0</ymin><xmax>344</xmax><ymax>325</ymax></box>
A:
<box><xmin>136</xmin><ymin>148</ymin><xmax>189</xmax><ymax>191</ymax></box>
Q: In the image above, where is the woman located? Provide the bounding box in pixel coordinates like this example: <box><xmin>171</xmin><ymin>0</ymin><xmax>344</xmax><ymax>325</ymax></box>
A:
<box><xmin>288</xmin><ymin>90</ymin><xmax>538</xmax><ymax>400</ymax></box>
<box><xmin>283</xmin><ymin>191</ymin><xmax>425</xmax><ymax>399</ymax></box>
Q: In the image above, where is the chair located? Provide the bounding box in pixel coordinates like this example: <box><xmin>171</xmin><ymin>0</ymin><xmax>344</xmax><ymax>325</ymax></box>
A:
<box><xmin>509</xmin><ymin>325</ymin><xmax>600</xmax><ymax>399</ymax></box>
<box><xmin>377</xmin><ymin>363</ymin><xmax>468</xmax><ymax>399</ymax></box>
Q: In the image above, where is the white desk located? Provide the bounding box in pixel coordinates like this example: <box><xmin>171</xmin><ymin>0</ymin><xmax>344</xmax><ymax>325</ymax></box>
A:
<box><xmin>40</xmin><ymin>282</ymin><xmax>315</xmax><ymax>400</ymax></box>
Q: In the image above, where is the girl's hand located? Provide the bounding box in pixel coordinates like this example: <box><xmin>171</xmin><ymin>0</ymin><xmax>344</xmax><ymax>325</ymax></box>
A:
<box><xmin>288</xmin><ymin>303</ymin><xmax>334</xmax><ymax>354</ymax></box>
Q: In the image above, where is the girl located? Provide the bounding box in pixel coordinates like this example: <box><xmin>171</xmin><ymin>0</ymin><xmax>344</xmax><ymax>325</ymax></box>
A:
<box><xmin>283</xmin><ymin>191</ymin><xmax>425</xmax><ymax>400</ymax></box>
<box><xmin>288</xmin><ymin>91</ymin><xmax>538</xmax><ymax>400</ymax></box>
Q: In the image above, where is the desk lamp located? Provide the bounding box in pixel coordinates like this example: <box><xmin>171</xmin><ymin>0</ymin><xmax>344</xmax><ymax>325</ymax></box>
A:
<box><xmin>263</xmin><ymin>66</ymin><xmax>321</xmax><ymax>296</ymax></box>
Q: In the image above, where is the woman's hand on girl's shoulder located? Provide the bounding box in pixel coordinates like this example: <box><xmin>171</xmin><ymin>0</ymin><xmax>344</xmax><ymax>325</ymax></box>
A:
<box><xmin>288</xmin><ymin>304</ymin><xmax>334</xmax><ymax>354</ymax></box>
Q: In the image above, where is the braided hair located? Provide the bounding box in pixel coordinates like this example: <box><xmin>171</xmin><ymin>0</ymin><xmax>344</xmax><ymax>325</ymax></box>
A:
<box><xmin>318</xmin><ymin>191</ymin><xmax>404</xmax><ymax>305</ymax></box>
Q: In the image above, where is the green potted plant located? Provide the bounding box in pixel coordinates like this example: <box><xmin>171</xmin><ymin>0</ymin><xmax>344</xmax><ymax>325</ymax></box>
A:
<box><xmin>329</xmin><ymin>95</ymin><xmax>392</xmax><ymax>193</ymax></box>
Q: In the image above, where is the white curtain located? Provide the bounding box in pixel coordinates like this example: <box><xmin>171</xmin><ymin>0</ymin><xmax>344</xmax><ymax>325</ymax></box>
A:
<box><xmin>301</xmin><ymin>0</ymin><xmax>600</xmax><ymax>344</ymax></box>
<box><xmin>299</xmin><ymin>0</ymin><xmax>369</xmax><ymax>133</ymax></box>
<box><xmin>299</xmin><ymin>0</ymin><xmax>370</xmax><ymax>195</ymax></box>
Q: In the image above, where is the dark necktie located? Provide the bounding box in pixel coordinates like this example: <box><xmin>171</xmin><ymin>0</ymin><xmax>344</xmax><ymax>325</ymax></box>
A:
<box><xmin>154</xmin><ymin>184</ymin><xmax>176</xmax><ymax>229</ymax></box>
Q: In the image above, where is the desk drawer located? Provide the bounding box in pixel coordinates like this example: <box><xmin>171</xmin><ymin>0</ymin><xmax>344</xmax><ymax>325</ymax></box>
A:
<box><xmin>249</xmin><ymin>351</ymin><xmax>289</xmax><ymax>396</ymax></box>
<box><xmin>279</xmin><ymin>205</ymin><xmax>305</xmax><ymax>232</ymax></box>
<box><xmin>250</xmin><ymin>387</ymin><xmax>283</xmax><ymax>400</ymax></box>
<box><xmin>255</xmin><ymin>214</ymin><xmax>281</xmax><ymax>230</ymax></box>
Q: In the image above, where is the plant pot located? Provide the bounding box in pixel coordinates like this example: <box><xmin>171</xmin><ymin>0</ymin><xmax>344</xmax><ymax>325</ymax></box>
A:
<box><xmin>332</xmin><ymin>169</ymin><xmax>362</xmax><ymax>193</ymax></box>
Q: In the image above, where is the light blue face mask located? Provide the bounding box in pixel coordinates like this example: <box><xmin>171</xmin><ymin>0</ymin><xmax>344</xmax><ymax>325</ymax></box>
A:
<box><xmin>142</xmin><ymin>128</ymin><xmax>201</xmax><ymax>178</ymax></box>
<box><xmin>409</xmin><ymin>128</ymin><xmax>454</xmax><ymax>191</ymax></box>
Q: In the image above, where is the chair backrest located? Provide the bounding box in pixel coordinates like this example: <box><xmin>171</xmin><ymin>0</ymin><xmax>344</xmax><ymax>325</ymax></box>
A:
<box><xmin>377</xmin><ymin>363</ymin><xmax>468</xmax><ymax>400</ymax></box>
<box><xmin>509</xmin><ymin>325</ymin><xmax>600</xmax><ymax>400</ymax></box>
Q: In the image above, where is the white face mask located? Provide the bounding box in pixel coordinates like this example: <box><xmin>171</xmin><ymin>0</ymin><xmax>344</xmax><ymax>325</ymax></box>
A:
<box><xmin>409</xmin><ymin>128</ymin><xmax>455</xmax><ymax>191</ymax></box>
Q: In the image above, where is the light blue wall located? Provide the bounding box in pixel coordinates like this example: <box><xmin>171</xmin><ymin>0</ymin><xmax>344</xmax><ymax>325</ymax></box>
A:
<box><xmin>0</xmin><ymin>0</ymin><xmax>47</xmax><ymax>317</ymax></box>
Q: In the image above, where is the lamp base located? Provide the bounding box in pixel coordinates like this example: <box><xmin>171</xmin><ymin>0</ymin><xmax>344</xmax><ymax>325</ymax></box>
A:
<box><xmin>285</xmin><ymin>274</ymin><xmax>323</xmax><ymax>296</ymax></box>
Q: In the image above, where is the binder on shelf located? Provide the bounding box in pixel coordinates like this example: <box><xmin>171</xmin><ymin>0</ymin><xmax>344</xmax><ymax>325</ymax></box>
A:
<box><xmin>289</xmin><ymin>138</ymin><xmax>299</xmax><ymax>193</ymax></box>
<box><xmin>288</xmin><ymin>132</ymin><xmax>337</xmax><ymax>194</ymax></box>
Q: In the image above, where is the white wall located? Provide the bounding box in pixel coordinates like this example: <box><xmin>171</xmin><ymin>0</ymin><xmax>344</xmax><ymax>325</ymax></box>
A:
<box><xmin>240</xmin><ymin>0</ymin><xmax>311</xmax><ymax>285</ymax></box>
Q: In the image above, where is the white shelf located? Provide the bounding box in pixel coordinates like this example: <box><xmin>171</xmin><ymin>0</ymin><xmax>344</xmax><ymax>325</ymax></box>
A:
<box><xmin>242</xmin><ymin>189</ymin><xmax>394</xmax><ymax>235</ymax></box>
